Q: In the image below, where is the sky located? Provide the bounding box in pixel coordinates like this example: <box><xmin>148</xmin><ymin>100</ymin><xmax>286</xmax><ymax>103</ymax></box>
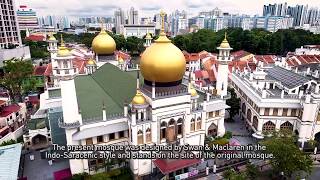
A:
<box><xmin>16</xmin><ymin>0</ymin><xmax>320</xmax><ymax>18</ymax></box>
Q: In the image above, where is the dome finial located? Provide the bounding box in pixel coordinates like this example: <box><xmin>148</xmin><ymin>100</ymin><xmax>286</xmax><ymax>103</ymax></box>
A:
<box><xmin>159</xmin><ymin>10</ymin><xmax>166</xmax><ymax>36</ymax></box>
<box><xmin>155</xmin><ymin>11</ymin><xmax>170</xmax><ymax>43</ymax></box>
<box><xmin>100</xmin><ymin>18</ymin><xmax>105</xmax><ymax>32</ymax></box>
<box><xmin>224</xmin><ymin>31</ymin><xmax>227</xmax><ymax>40</ymax></box>
<box><xmin>60</xmin><ymin>34</ymin><xmax>65</xmax><ymax>46</ymax></box>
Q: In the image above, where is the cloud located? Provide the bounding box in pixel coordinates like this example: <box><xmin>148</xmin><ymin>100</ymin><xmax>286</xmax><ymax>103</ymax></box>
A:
<box><xmin>15</xmin><ymin>0</ymin><xmax>320</xmax><ymax>18</ymax></box>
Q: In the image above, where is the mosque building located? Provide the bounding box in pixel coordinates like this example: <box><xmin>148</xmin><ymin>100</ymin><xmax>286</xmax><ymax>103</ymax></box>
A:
<box><xmin>55</xmin><ymin>11</ymin><xmax>231</xmax><ymax>179</ymax></box>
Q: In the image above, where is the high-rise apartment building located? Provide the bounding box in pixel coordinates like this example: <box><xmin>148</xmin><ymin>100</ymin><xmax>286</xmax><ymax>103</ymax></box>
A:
<box><xmin>16</xmin><ymin>5</ymin><xmax>39</xmax><ymax>30</ymax></box>
<box><xmin>170</xmin><ymin>10</ymin><xmax>188</xmax><ymax>36</ymax></box>
<box><xmin>114</xmin><ymin>8</ymin><xmax>125</xmax><ymax>34</ymax></box>
<box><xmin>306</xmin><ymin>8</ymin><xmax>319</xmax><ymax>26</ymax></box>
<box><xmin>204</xmin><ymin>17</ymin><xmax>224</xmax><ymax>32</ymax></box>
<box><xmin>0</xmin><ymin>0</ymin><xmax>22</xmax><ymax>48</ymax></box>
<box><xmin>263</xmin><ymin>3</ymin><xmax>287</xmax><ymax>16</ymax></box>
<box><xmin>128</xmin><ymin>7</ymin><xmax>138</xmax><ymax>25</ymax></box>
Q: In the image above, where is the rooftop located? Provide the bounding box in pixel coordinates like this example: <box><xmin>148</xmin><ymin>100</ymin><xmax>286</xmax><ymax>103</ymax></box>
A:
<box><xmin>74</xmin><ymin>63</ymin><xmax>142</xmax><ymax>121</ymax></box>
<box><xmin>27</xmin><ymin>118</ymin><xmax>48</xmax><ymax>130</ymax></box>
<box><xmin>0</xmin><ymin>143</ymin><xmax>22</xmax><ymax>180</ymax></box>
<box><xmin>265</xmin><ymin>66</ymin><xmax>311</xmax><ymax>89</ymax></box>
<box><xmin>0</xmin><ymin>104</ymin><xmax>21</xmax><ymax>117</ymax></box>
<box><xmin>48</xmin><ymin>107</ymin><xmax>66</xmax><ymax>145</ymax></box>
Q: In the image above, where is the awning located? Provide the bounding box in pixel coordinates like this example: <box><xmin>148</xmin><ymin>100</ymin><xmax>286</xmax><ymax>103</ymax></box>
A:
<box><xmin>72</xmin><ymin>122</ymin><xmax>128</xmax><ymax>140</ymax></box>
<box><xmin>153</xmin><ymin>158</ymin><xmax>201</xmax><ymax>175</ymax></box>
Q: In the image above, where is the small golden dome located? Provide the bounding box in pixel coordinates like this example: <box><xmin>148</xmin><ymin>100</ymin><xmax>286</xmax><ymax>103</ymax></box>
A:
<box><xmin>92</xmin><ymin>28</ymin><xmax>116</xmax><ymax>55</ymax></box>
<box><xmin>140</xmin><ymin>11</ymin><xmax>186</xmax><ymax>83</ymax></box>
<box><xmin>145</xmin><ymin>33</ymin><xmax>152</xmax><ymax>40</ymax></box>
<box><xmin>219</xmin><ymin>32</ymin><xmax>230</xmax><ymax>49</ymax></box>
<box><xmin>48</xmin><ymin>33</ymin><xmax>56</xmax><ymax>41</ymax></box>
<box><xmin>190</xmin><ymin>88</ymin><xmax>197</xmax><ymax>97</ymax></box>
<box><xmin>87</xmin><ymin>59</ymin><xmax>96</xmax><ymax>65</ymax></box>
<box><xmin>57</xmin><ymin>35</ymin><xmax>71</xmax><ymax>57</ymax></box>
<box><xmin>131</xmin><ymin>90</ymin><xmax>147</xmax><ymax>105</ymax></box>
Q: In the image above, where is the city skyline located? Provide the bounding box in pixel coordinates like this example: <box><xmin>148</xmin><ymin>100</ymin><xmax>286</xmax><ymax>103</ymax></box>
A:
<box><xmin>16</xmin><ymin>0</ymin><xmax>320</xmax><ymax>18</ymax></box>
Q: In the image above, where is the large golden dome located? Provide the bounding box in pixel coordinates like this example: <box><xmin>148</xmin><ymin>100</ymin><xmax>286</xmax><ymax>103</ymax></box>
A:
<box><xmin>92</xmin><ymin>28</ymin><xmax>116</xmax><ymax>55</ymax></box>
<box><xmin>140</xmin><ymin>11</ymin><xmax>185</xmax><ymax>84</ymax></box>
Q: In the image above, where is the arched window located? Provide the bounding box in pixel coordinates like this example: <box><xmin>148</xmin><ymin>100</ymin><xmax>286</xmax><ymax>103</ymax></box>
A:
<box><xmin>196</xmin><ymin>117</ymin><xmax>201</xmax><ymax>130</ymax></box>
<box><xmin>146</xmin><ymin>128</ymin><xmax>151</xmax><ymax>143</ymax></box>
<box><xmin>137</xmin><ymin>130</ymin><xmax>143</xmax><ymax>145</ymax></box>
<box><xmin>160</xmin><ymin>122</ymin><xmax>167</xmax><ymax>140</ymax></box>
<box><xmin>252</xmin><ymin>116</ymin><xmax>258</xmax><ymax>131</ymax></box>
<box><xmin>242</xmin><ymin>103</ymin><xmax>246</xmax><ymax>114</ymax></box>
<box><xmin>208</xmin><ymin>123</ymin><xmax>217</xmax><ymax>137</ymax></box>
<box><xmin>280</xmin><ymin>121</ymin><xmax>293</xmax><ymax>132</ymax></box>
<box><xmin>190</xmin><ymin>118</ymin><xmax>195</xmax><ymax>132</ymax></box>
<box><xmin>262</xmin><ymin>121</ymin><xmax>275</xmax><ymax>133</ymax></box>
<box><xmin>247</xmin><ymin>109</ymin><xmax>252</xmax><ymax>122</ymax></box>
<box><xmin>177</xmin><ymin>118</ymin><xmax>183</xmax><ymax>136</ymax></box>
<box><xmin>168</xmin><ymin>119</ymin><xmax>176</xmax><ymax>142</ymax></box>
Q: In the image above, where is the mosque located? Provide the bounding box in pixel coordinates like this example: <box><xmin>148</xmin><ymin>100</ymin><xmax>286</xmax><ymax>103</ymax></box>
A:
<box><xmin>41</xmin><ymin>11</ymin><xmax>231</xmax><ymax>179</ymax></box>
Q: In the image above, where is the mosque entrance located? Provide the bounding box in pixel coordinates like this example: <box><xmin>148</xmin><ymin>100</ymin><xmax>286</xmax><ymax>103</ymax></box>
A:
<box><xmin>208</xmin><ymin>123</ymin><xmax>217</xmax><ymax>137</ymax></box>
<box><xmin>31</xmin><ymin>134</ymin><xmax>48</xmax><ymax>150</ymax></box>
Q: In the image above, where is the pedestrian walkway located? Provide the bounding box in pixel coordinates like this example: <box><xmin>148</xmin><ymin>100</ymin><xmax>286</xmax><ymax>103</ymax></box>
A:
<box><xmin>225</xmin><ymin>114</ymin><xmax>256</xmax><ymax>145</ymax></box>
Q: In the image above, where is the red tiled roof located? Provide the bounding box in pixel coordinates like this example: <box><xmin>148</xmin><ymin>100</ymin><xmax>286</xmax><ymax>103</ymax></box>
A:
<box><xmin>115</xmin><ymin>50</ymin><xmax>131</xmax><ymax>60</ymax></box>
<box><xmin>195</xmin><ymin>80</ymin><xmax>206</xmax><ymax>86</ymax></box>
<box><xmin>201</xmin><ymin>70</ymin><xmax>209</xmax><ymax>79</ymax></box>
<box><xmin>72</xmin><ymin>58</ymin><xmax>86</xmax><ymax>74</ymax></box>
<box><xmin>232</xmin><ymin>50</ymin><xmax>251</xmax><ymax>60</ymax></box>
<box><xmin>255</xmin><ymin>55</ymin><xmax>275</xmax><ymax>64</ymax></box>
<box><xmin>25</xmin><ymin>34</ymin><xmax>46</xmax><ymax>42</ymax></box>
<box><xmin>44</xmin><ymin>58</ymin><xmax>87</xmax><ymax>76</ymax></box>
<box><xmin>0</xmin><ymin>104</ymin><xmax>20</xmax><ymax>117</ymax></box>
<box><xmin>33</xmin><ymin>66</ymin><xmax>47</xmax><ymax>76</ymax></box>
<box><xmin>153</xmin><ymin>159</ymin><xmax>201</xmax><ymax>174</ymax></box>
<box><xmin>194</xmin><ymin>70</ymin><xmax>203</xmax><ymax>78</ymax></box>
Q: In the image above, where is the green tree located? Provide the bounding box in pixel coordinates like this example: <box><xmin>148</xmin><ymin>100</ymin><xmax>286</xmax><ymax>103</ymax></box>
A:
<box><xmin>261</xmin><ymin>130</ymin><xmax>313</xmax><ymax>178</ymax></box>
<box><xmin>223</xmin><ymin>168</ymin><xmax>247</xmax><ymax>180</ymax></box>
<box><xmin>0</xmin><ymin>59</ymin><xmax>34</xmax><ymax>102</ymax></box>
<box><xmin>226</xmin><ymin>88</ymin><xmax>240</xmax><ymax>121</ymax></box>
<box><xmin>125</xmin><ymin>36</ymin><xmax>145</xmax><ymax>55</ymax></box>
<box><xmin>245</xmin><ymin>164</ymin><xmax>260</xmax><ymax>180</ymax></box>
<box><xmin>0</xmin><ymin>139</ymin><xmax>17</xmax><ymax>147</ymax></box>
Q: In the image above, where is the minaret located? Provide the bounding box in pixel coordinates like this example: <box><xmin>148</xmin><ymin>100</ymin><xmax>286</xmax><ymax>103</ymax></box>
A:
<box><xmin>47</xmin><ymin>32</ymin><xmax>58</xmax><ymax>58</ymax></box>
<box><xmin>52</xmin><ymin>35</ymin><xmax>77</xmax><ymax>85</ymax></box>
<box><xmin>26</xmin><ymin>28</ymin><xmax>30</xmax><ymax>38</ymax></box>
<box><xmin>216</xmin><ymin>32</ymin><xmax>232</xmax><ymax>96</ymax></box>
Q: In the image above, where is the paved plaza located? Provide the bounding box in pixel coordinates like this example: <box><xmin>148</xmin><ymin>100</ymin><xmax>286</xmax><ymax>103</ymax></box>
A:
<box><xmin>22</xmin><ymin>150</ymin><xmax>70</xmax><ymax>180</ymax></box>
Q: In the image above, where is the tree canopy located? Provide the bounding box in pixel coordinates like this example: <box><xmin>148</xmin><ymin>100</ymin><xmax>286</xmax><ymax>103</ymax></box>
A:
<box><xmin>172</xmin><ymin>28</ymin><xmax>320</xmax><ymax>55</ymax></box>
<box><xmin>261</xmin><ymin>130</ymin><xmax>313</xmax><ymax>177</ymax></box>
<box><xmin>0</xmin><ymin>59</ymin><xmax>34</xmax><ymax>102</ymax></box>
<box><xmin>226</xmin><ymin>88</ymin><xmax>240</xmax><ymax>121</ymax></box>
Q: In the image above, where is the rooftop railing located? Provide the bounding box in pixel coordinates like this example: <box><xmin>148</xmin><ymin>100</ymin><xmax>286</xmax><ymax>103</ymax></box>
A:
<box><xmin>81</xmin><ymin>113</ymin><xmax>125</xmax><ymax>125</ymax></box>
<box><xmin>58</xmin><ymin>118</ymin><xmax>81</xmax><ymax>129</ymax></box>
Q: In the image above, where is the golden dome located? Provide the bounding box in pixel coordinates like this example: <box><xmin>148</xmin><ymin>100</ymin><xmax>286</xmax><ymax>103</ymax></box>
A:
<box><xmin>48</xmin><ymin>33</ymin><xmax>56</xmax><ymax>41</ymax></box>
<box><xmin>87</xmin><ymin>59</ymin><xmax>96</xmax><ymax>65</ymax></box>
<box><xmin>92</xmin><ymin>28</ymin><xmax>116</xmax><ymax>55</ymax></box>
<box><xmin>190</xmin><ymin>88</ymin><xmax>198</xmax><ymax>97</ymax></box>
<box><xmin>219</xmin><ymin>32</ymin><xmax>230</xmax><ymax>49</ymax></box>
<box><xmin>140</xmin><ymin>11</ymin><xmax>186</xmax><ymax>83</ymax></box>
<box><xmin>57</xmin><ymin>35</ymin><xmax>71</xmax><ymax>57</ymax></box>
<box><xmin>131</xmin><ymin>90</ymin><xmax>147</xmax><ymax>105</ymax></box>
